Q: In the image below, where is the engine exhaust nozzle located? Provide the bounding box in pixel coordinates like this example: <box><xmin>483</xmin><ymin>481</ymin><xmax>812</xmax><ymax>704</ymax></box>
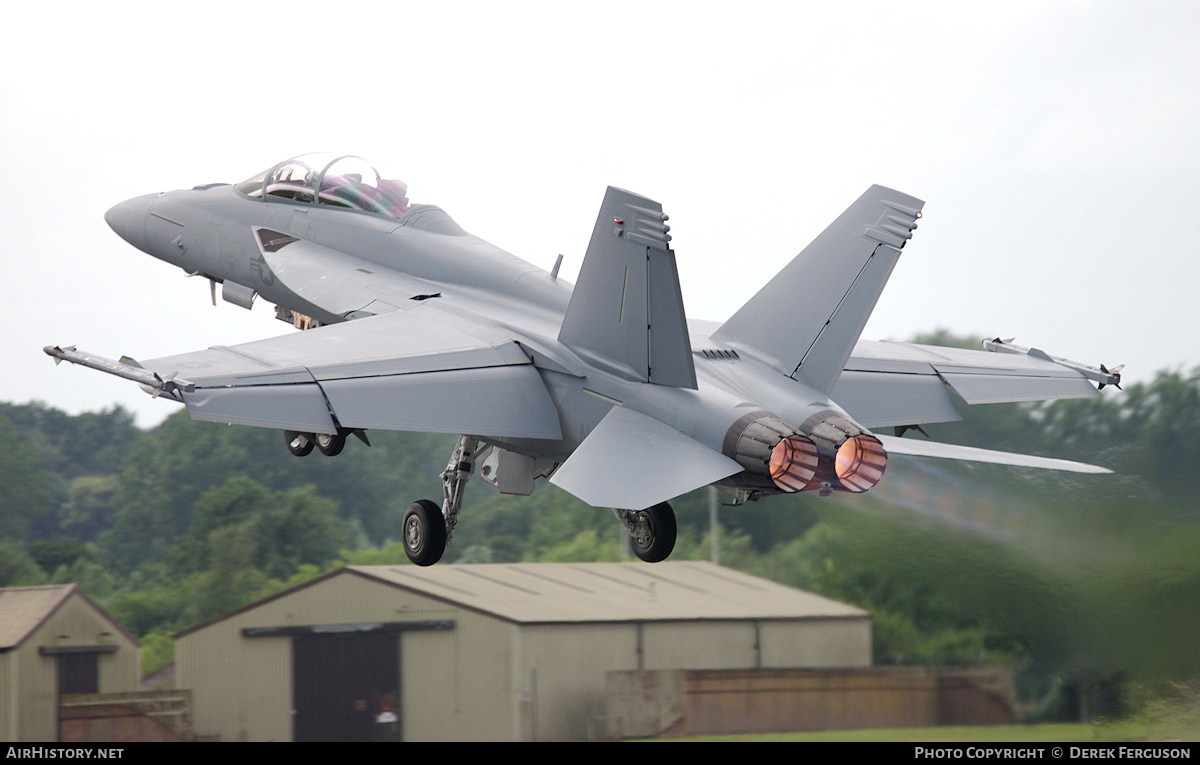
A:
<box><xmin>834</xmin><ymin>433</ymin><xmax>887</xmax><ymax>493</ymax></box>
<box><xmin>723</xmin><ymin>412</ymin><xmax>819</xmax><ymax>493</ymax></box>
<box><xmin>800</xmin><ymin>411</ymin><xmax>888</xmax><ymax>493</ymax></box>
<box><xmin>770</xmin><ymin>435</ymin><xmax>820</xmax><ymax>492</ymax></box>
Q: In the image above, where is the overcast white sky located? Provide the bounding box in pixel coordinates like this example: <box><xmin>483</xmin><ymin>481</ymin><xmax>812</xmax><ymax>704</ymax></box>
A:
<box><xmin>3</xmin><ymin>1</ymin><xmax>1198</xmax><ymax>427</ymax></box>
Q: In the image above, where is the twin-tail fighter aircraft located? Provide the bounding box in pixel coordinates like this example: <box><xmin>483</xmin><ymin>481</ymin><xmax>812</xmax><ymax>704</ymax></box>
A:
<box><xmin>46</xmin><ymin>154</ymin><xmax>1122</xmax><ymax>566</ymax></box>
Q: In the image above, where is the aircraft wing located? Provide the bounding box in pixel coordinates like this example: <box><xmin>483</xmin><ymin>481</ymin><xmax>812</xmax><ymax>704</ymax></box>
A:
<box><xmin>53</xmin><ymin>303</ymin><xmax>563</xmax><ymax>440</ymax></box>
<box><xmin>830</xmin><ymin>338</ymin><xmax>1121</xmax><ymax>430</ymax></box>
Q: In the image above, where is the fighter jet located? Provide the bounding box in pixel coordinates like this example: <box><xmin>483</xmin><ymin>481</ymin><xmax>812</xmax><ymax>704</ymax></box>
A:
<box><xmin>46</xmin><ymin>154</ymin><xmax>1122</xmax><ymax>566</ymax></box>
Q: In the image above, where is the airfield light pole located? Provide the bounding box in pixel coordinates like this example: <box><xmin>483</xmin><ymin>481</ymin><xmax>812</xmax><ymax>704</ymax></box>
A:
<box><xmin>709</xmin><ymin>486</ymin><xmax>719</xmax><ymax>565</ymax></box>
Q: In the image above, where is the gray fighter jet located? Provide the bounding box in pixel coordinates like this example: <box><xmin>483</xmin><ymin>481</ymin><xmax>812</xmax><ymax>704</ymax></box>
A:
<box><xmin>46</xmin><ymin>154</ymin><xmax>1122</xmax><ymax>566</ymax></box>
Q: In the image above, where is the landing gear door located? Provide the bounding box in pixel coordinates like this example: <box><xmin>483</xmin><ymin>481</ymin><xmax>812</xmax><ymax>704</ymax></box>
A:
<box><xmin>479</xmin><ymin>447</ymin><xmax>536</xmax><ymax>496</ymax></box>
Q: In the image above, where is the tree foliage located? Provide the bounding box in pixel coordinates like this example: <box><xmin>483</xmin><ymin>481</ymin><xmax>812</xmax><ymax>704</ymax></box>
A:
<box><xmin>0</xmin><ymin>538</ymin><xmax>46</xmax><ymax>587</ymax></box>
<box><xmin>167</xmin><ymin>477</ymin><xmax>347</xmax><ymax>581</ymax></box>
<box><xmin>0</xmin><ymin>414</ymin><xmax>54</xmax><ymax>540</ymax></box>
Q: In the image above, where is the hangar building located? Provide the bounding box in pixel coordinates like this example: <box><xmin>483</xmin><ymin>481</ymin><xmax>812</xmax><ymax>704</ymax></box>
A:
<box><xmin>175</xmin><ymin>561</ymin><xmax>870</xmax><ymax>741</ymax></box>
<box><xmin>0</xmin><ymin>584</ymin><xmax>141</xmax><ymax>741</ymax></box>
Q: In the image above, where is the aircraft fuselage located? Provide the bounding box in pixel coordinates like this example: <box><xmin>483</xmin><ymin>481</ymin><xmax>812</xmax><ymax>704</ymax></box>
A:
<box><xmin>104</xmin><ymin>180</ymin><xmax>861</xmax><ymax>502</ymax></box>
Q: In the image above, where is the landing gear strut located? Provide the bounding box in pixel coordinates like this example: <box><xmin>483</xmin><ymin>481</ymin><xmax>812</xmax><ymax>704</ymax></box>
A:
<box><xmin>615</xmin><ymin>502</ymin><xmax>677</xmax><ymax>563</ymax></box>
<box><xmin>403</xmin><ymin>435</ymin><xmax>479</xmax><ymax>567</ymax></box>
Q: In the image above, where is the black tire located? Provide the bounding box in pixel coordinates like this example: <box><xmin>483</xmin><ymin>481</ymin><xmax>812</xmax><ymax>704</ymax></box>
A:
<box><xmin>285</xmin><ymin>431</ymin><xmax>314</xmax><ymax>457</ymax></box>
<box><xmin>316</xmin><ymin>431</ymin><xmax>346</xmax><ymax>457</ymax></box>
<box><xmin>403</xmin><ymin>499</ymin><xmax>447</xmax><ymax>566</ymax></box>
<box><xmin>628</xmin><ymin>502</ymin><xmax>676</xmax><ymax>563</ymax></box>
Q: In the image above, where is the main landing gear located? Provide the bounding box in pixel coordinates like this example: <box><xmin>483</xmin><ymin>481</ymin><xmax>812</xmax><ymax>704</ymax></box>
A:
<box><xmin>402</xmin><ymin>436</ymin><xmax>479</xmax><ymax>566</ymax></box>
<box><xmin>288</xmin><ymin>429</ymin><xmax>680</xmax><ymax>567</ymax></box>
<box><xmin>615</xmin><ymin>502</ymin><xmax>677</xmax><ymax>563</ymax></box>
<box><xmin>399</xmin><ymin>436</ymin><xmax>680</xmax><ymax>567</ymax></box>
<box><xmin>402</xmin><ymin>437</ymin><xmax>678</xmax><ymax>566</ymax></box>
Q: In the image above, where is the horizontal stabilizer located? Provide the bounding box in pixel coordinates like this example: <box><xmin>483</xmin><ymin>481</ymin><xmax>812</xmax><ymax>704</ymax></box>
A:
<box><xmin>550</xmin><ymin>406</ymin><xmax>742</xmax><ymax>509</ymax></box>
<box><xmin>713</xmin><ymin>185</ymin><xmax>923</xmax><ymax>394</ymax></box>
<box><xmin>875</xmin><ymin>434</ymin><xmax>1110</xmax><ymax>474</ymax></box>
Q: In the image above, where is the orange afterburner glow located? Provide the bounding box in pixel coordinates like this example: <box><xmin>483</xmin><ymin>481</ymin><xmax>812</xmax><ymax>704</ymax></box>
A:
<box><xmin>769</xmin><ymin>435</ymin><xmax>820</xmax><ymax>492</ymax></box>
<box><xmin>834</xmin><ymin>435</ymin><xmax>887</xmax><ymax>492</ymax></box>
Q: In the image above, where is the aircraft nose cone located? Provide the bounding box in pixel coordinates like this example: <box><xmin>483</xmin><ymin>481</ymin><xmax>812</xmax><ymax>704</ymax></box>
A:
<box><xmin>104</xmin><ymin>194</ymin><xmax>156</xmax><ymax>252</ymax></box>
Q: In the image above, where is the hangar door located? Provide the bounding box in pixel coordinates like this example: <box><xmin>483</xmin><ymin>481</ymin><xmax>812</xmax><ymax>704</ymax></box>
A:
<box><xmin>292</xmin><ymin>631</ymin><xmax>401</xmax><ymax>742</ymax></box>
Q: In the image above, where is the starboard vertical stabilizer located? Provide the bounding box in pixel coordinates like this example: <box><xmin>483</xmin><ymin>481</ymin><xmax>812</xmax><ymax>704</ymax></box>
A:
<box><xmin>712</xmin><ymin>185</ymin><xmax>924</xmax><ymax>394</ymax></box>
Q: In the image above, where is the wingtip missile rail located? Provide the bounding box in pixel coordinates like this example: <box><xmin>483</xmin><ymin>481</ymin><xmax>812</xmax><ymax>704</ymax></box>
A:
<box><xmin>43</xmin><ymin>345</ymin><xmax>193</xmax><ymax>401</ymax></box>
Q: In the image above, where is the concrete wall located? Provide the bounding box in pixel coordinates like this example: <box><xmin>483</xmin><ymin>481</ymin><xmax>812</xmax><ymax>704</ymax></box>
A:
<box><xmin>59</xmin><ymin>690</ymin><xmax>192</xmax><ymax>742</ymax></box>
<box><xmin>605</xmin><ymin>665</ymin><xmax>1016</xmax><ymax>738</ymax></box>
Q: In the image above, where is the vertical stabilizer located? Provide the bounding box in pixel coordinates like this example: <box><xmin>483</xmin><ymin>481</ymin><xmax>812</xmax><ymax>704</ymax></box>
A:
<box><xmin>558</xmin><ymin>187</ymin><xmax>697</xmax><ymax>389</ymax></box>
<box><xmin>711</xmin><ymin>185</ymin><xmax>924</xmax><ymax>394</ymax></box>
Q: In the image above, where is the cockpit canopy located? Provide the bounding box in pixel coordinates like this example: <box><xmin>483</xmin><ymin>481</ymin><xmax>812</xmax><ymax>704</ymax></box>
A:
<box><xmin>235</xmin><ymin>154</ymin><xmax>411</xmax><ymax>219</ymax></box>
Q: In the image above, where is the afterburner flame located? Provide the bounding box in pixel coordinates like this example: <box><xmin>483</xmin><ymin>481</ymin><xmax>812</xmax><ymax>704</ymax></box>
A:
<box><xmin>834</xmin><ymin>435</ymin><xmax>887</xmax><ymax>493</ymax></box>
<box><xmin>769</xmin><ymin>435</ymin><xmax>819</xmax><ymax>492</ymax></box>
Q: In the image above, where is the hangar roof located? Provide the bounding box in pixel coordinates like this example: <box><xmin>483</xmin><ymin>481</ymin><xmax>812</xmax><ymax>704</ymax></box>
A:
<box><xmin>0</xmin><ymin>585</ymin><xmax>74</xmax><ymax>650</ymax></box>
<box><xmin>0</xmin><ymin>584</ymin><xmax>137</xmax><ymax>651</ymax></box>
<box><xmin>346</xmin><ymin>561</ymin><xmax>867</xmax><ymax>624</ymax></box>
